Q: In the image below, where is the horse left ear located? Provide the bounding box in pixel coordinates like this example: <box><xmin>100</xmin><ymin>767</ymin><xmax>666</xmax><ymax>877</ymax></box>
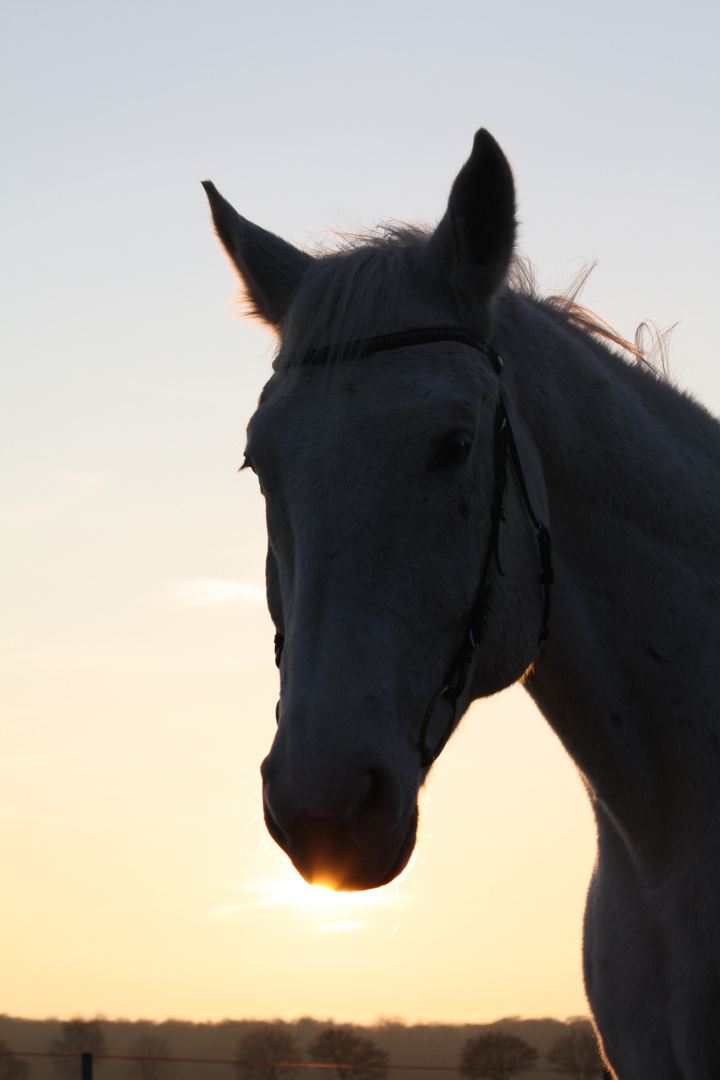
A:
<box><xmin>426</xmin><ymin>128</ymin><xmax>516</xmax><ymax>303</ymax></box>
<box><xmin>202</xmin><ymin>180</ymin><xmax>312</xmax><ymax>329</ymax></box>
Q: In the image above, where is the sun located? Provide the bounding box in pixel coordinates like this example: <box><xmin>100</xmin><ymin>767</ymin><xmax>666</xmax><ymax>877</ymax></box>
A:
<box><xmin>265</xmin><ymin>873</ymin><xmax>379</xmax><ymax>912</ymax></box>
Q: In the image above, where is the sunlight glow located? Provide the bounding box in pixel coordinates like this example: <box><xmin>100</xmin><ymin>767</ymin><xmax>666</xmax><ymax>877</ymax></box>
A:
<box><xmin>244</xmin><ymin>871</ymin><xmax>411</xmax><ymax>916</ymax></box>
<box><xmin>166</xmin><ymin>579</ymin><xmax>265</xmax><ymax>604</ymax></box>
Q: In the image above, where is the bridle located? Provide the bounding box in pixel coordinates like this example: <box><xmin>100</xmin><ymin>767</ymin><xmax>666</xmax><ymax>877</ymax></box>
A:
<box><xmin>270</xmin><ymin>327</ymin><xmax>553</xmax><ymax>769</ymax></box>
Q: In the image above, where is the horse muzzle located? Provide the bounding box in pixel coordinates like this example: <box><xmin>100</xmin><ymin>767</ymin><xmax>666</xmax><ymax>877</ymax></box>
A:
<box><xmin>260</xmin><ymin>746</ymin><xmax>419</xmax><ymax>891</ymax></box>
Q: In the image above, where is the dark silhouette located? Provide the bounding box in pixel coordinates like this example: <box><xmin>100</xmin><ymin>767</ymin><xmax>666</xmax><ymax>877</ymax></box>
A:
<box><xmin>49</xmin><ymin>1021</ymin><xmax>106</xmax><ymax>1079</ymax></box>
<box><xmin>124</xmin><ymin>1034</ymin><xmax>175</xmax><ymax>1080</ymax></box>
<box><xmin>0</xmin><ymin>1040</ymin><xmax>31</xmax><ymax>1080</ymax></box>
<box><xmin>307</xmin><ymin>1026</ymin><xmax>389</xmax><ymax>1080</ymax></box>
<box><xmin>234</xmin><ymin>1026</ymin><xmax>302</xmax><ymax>1080</ymax></box>
<box><xmin>458</xmin><ymin>1031</ymin><xmax>538</xmax><ymax>1080</ymax></box>
<box><xmin>546</xmin><ymin>1021</ymin><xmax>604</xmax><ymax>1078</ymax></box>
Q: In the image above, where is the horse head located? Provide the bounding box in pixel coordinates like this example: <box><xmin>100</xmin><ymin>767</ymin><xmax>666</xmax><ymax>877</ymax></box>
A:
<box><xmin>203</xmin><ymin>131</ymin><xmax>548</xmax><ymax>890</ymax></box>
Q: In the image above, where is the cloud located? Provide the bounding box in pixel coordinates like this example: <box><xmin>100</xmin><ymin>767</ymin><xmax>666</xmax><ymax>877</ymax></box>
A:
<box><xmin>165</xmin><ymin>579</ymin><xmax>265</xmax><ymax>604</ymax></box>
<box><xmin>1</xmin><ymin>469</ymin><xmax>109</xmax><ymax>530</ymax></box>
<box><xmin>0</xmin><ymin>753</ymin><xmax>56</xmax><ymax>771</ymax></box>
<box><xmin>317</xmin><ymin>920</ymin><xmax>366</xmax><ymax>933</ymax></box>
<box><xmin>6</xmin><ymin>635</ymin><xmax>265</xmax><ymax>674</ymax></box>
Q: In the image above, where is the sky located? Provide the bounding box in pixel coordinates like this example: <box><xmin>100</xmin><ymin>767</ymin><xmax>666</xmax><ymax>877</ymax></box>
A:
<box><xmin>2</xmin><ymin>0</ymin><xmax>719</xmax><ymax>1026</ymax></box>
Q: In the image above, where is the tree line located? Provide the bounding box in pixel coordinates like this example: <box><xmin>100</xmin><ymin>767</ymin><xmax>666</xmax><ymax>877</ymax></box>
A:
<box><xmin>1</xmin><ymin>1019</ymin><xmax>605</xmax><ymax>1080</ymax></box>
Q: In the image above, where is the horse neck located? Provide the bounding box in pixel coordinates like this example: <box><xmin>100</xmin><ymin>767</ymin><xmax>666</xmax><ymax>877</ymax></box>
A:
<box><xmin>496</xmin><ymin>291</ymin><xmax>720</xmax><ymax>555</ymax></box>
<box><xmin>492</xmin><ymin>291</ymin><xmax>720</xmax><ymax>855</ymax></box>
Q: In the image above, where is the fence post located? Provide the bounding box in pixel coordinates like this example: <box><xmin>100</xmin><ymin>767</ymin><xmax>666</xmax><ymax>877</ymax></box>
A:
<box><xmin>81</xmin><ymin>1053</ymin><xmax>93</xmax><ymax>1080</ymax></box>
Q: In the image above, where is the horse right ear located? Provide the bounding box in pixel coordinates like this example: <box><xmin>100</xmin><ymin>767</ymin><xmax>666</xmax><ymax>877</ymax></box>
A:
<box><xmin>202</xmin><ymin>181</ymin><xmax>312</xmax><ymax>329</ymax></box>
<box><xmin>426</xmin><ymin>129</ymin><xmax>516</xmax><ymax>306</ymax></box>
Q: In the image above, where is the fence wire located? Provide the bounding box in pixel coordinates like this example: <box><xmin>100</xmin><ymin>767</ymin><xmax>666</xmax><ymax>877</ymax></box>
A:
<box><xmin>0</xmin><ymin>1049</ymin><xmax>599</xmax><ymax>1075</ymax></box>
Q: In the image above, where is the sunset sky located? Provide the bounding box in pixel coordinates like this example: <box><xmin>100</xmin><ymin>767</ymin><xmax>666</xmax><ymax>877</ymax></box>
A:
<box><xmin>2</xmin><ymin>0</ymin><xmax>719</xmax><ymax>1026</ymax></box>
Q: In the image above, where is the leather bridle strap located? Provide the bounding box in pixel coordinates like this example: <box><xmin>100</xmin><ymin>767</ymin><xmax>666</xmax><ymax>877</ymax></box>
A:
<box><xmin>298</xmin><ymin>327</ymin><xmax>494</xmax><ymax>367</ymax></box>
<box><xmin>417</xmin><ymin>393</ymin><xmax>553</xmax><ymax>768</ymax></box>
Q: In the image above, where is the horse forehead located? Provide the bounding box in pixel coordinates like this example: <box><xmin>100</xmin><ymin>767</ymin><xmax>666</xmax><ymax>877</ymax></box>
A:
<box><xmin>251</xmin><ymin>350</ymin><xmax>488</xmax><ymax>446</ymax></box>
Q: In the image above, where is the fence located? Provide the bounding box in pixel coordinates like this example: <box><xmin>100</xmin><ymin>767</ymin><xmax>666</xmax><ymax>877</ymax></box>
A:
<box><xmin>0</xmin><ymin>1050</ymin><xmax>614</xmax><ymax>1079</ymax></box>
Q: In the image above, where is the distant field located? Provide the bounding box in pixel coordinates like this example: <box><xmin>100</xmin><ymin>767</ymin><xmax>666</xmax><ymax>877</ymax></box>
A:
<box><xmin>1</xmin><ymin>1014</ymin><xmax>594</xmax><ymax>1080</ymax></box>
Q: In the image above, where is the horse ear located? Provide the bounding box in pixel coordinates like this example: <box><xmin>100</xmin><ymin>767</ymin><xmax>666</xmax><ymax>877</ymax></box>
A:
<box><xmin>426</xmin><ymin>129</ymin><xmax>516</xmax><ymax>302</ymax></box>
<box><xmin>202</xmin><ymin>181</ymin><xmax>312</xmax><ymax>328</ymax></box>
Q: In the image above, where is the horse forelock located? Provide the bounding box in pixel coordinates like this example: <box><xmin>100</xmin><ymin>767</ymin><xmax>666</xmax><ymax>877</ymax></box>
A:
<box><xmin>274</xmin><ymin>225</ymin><xmax>446</xmax><ymax>370</ymax></box>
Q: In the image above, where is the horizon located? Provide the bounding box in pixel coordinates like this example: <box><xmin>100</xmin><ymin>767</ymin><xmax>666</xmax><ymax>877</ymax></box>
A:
<box><xmin>2</xmin><ymin>1012</ymin><xmax>589</xmax><ymax>1024</ymax></box>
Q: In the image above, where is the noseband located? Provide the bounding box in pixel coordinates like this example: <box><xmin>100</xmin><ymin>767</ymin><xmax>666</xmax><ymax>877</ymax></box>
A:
<box><xmin>271</xmin><ymin>327</ymin><xmax>553</xmax><ymax>769</ymax></box>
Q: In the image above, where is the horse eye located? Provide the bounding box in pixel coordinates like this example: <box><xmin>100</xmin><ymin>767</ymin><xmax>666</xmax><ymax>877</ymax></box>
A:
<box><xmin>240</xmin><ymin>453</ymin><xmax>266</xmax><ymax>495</ymax></box>
<box><xmin>430</xmin><ymin>436</ymin><xmax>472</xmax><ymax>470</ymax></box>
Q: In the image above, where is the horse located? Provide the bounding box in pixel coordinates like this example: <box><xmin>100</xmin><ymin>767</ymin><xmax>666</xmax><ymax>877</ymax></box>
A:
<box><xmin>202</xmin><ymin>129</ymin><xmax>720</xmax><ymax>1079</ymax></box>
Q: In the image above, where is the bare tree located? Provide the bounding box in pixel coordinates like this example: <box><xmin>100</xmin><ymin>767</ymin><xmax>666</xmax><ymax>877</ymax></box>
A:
<box><xmin>234</xmin><ymin>1026</ymin><xmax>302</xmax><ymax>1080</ymax></box>
<box><xmin>124</xmin><ymin>1033</ymin><xmax>175</xmax><ymax>1080</ymax></box>
<box><xmin>307</xmin><ymin>1027</ymin><xmax>388</xmax><ymax>1080</ymax></box>
<box><xmin>0</xmin><ymin>1040</ymin><xmax>31</xmax><ymax>1080</ymax></box>
<box><xmin>50</xmin><ymin>1020</ymin><xmax>107</xmax><ymax>1079</ymax></box>
<box><xmin>546</xmin><ymin>1022</ymin><xmax>604</xmax><ymax>1078</ymax></box>
<box><xmin>458</xmin><ymin>1031</ymin><xmax>538</xmax><ymax>1080</ymax></box>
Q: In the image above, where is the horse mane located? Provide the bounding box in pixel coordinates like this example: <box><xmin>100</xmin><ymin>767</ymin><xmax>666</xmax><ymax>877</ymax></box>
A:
<box><xmin>508</xmin><ymin>256</ymin><xmax>672</xmax><ymax>381</ymax></box>
<box><xmin>263</xmin><ymin>224</ymin><xmax>671</xmax><ymax>380</ymax></box>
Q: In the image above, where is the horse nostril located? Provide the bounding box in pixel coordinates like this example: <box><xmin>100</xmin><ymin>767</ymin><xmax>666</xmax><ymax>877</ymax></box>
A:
<box><xmin>352</xmin><ymin>766</ymin><xmax>402</xmax><ymax>848</ymax></box>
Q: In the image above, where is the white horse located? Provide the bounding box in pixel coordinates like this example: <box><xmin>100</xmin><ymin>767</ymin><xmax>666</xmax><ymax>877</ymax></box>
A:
<box><xmin>203</xmin><ymin>130</ymin><xmax>720</xmax><ymax>1079</ymax></box>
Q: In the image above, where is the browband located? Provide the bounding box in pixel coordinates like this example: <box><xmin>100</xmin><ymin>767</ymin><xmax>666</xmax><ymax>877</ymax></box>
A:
<box><xmin>299</xmin><ymin>327</ymin><xmax>503</xmax><ymax>373</ymax></box>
